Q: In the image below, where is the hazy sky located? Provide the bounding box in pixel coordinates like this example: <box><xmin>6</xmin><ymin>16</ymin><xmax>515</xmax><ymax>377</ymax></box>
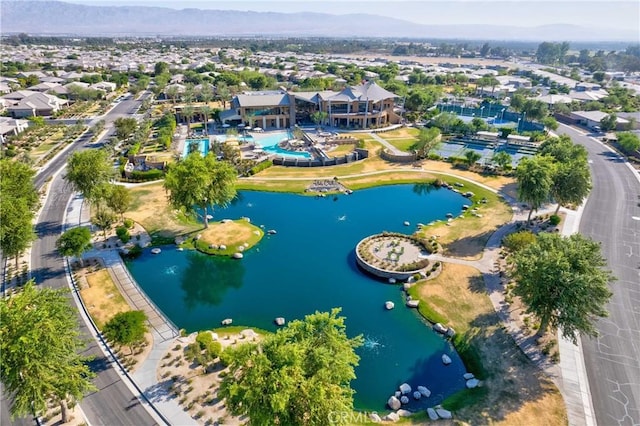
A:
<box><xmin>66</xmin><ymin>1</ymin><xmax>640</xmax><ymax>32</ymax></box>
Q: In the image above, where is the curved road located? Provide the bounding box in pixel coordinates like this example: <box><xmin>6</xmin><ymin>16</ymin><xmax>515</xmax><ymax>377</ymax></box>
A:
<box><xmin>2</xmin><ymin>93</ymin><xmax>159</xmax><ymax>425</ymax></box>
<box><xmin>558</xmin><ymin>124</ymin><xmax>640</xmax><ymax>426</ymax></box>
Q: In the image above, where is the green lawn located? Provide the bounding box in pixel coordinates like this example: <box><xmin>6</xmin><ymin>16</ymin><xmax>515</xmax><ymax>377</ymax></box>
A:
<box><xmin>387</xmin><ymin>138</ymin><xmax>416</xmax><ymax>152</ymax></box>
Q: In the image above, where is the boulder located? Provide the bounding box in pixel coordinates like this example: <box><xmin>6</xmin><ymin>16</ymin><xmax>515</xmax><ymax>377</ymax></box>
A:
<box><xmin>389</xmin><ymin>278</ymin><xmax>397</xmax><ymax>284</ymax></box>
<box><xmin>387</xmin><ymin>396</ymin><xmax>401</xmax><ymax>411</ymax></box>
<box><xmin>394</xmin><ymin>391</ymin><xmax>401</xmax><ymax>398</ymax></box>
<box><xmin>400</xmin><ymin>396</ymin><xmax>409</xmax><ymax>405</ymax></box>
<box><xmin>406</xmin><ymin>300</ymin><xmax>419</xmax><ymax>308</ymax></box>
<box><xmin>274</xmin><ymin>317</ymin><xmax>285</xmax><ymax>326</ymax></box>
<box><xmin>466</xmin><ymin>379</ymin><xmax>480</xmax><ymax>389</ymax></box>
<box><xmin>397</xmin><ymin>409</ymin><xmax>413</xmax><ymax>417</ymax></box>
<box><xmin>399</xmin><ymin>383</ymin><xmax>412</xmax><ymax>394</ymax></box>
<box><xmin>413</xmin><ymin>391</ymin><xmax>422</xmax><ymax>400</ymax></box>
<box><xmin>427</xmin><ymin>408</ymin><xmax>438</xmax><ymax>421</ymax></box>
<box><xmin>221</xmin><ymin>318</ymin><xmax>232</xmax><ymax>326</ymax></box>
<box><xmin>463</xmin><ymin>373</ymin><xmax>475</xmax><ymax>380</ymax></box>
<box><xmin>446</xmin><ymin>327</ymin><xmax>456</xmax><ymax>338</ymax></box>
<box><xmin>240</xmin><ymin>329</ymin><xmax>257</xmax><ymax>339</ymax></box>
<box><xmin>435</xmin><ymin>408</ymin><xmax>452</xmax><ymax>419</ymax></box>
<box><xmin>369</xmin><ymin>413</ymin><xmax>382</xmax><ymax>423</ymax></box>
<box><xmin>403</xmin><ymin>283</ymin><xmax>412</xmax><ymax>291</ymax></box>
<box><xmin>442</xmin><ymin>354</ymin><xmax>452</xmax><ymax>365</ymax></box>
<box><xmin>232</xmin><ymin>252</ymin><xmax>243</xmax><ymax>259</ymax></box>
<box><xmin>433</xmin><ymin>323</ymin><xmax>447</xmax><ymax>334</ymax></box>
<box><xmin>403</xmin><ymin>221</ymin><xmax>410</xmax><ymax>226</ymax></box>
<box><xmin>219</xmin><ymin>244</ymin><xmax>227</xmax><ymax>250</ymax></box>
<box><xmin>221</xmin><ymin>219</ymin><xmax>231</xmax><ymax>223</ymax></box>
<box><xmin>385</xmin><ymin>301</ymin><xmax>395</xmax><ymax>310</ymax></box>
<box><xmin>417</xmin><ymin>386</ymin><xmax>431</xmax><ymax>398</ymax></box>
<box><xmin>384</xmin><ymin>412</ymin><xmax>400</xmax><ymax>422</ymax></box>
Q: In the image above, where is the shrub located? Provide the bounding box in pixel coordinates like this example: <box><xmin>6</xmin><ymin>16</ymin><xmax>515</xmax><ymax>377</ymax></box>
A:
<box><xmin>549</xmin><ymin>214</ymin><xmax>561</xmax><ymax>226</ymax></box>
<box><xmin>248</xmin><ymin>160</ymin><xmax>273</xmax><ymax>175</ymax></box>
<box><xmin>121</xmin><ymin>243</ymin><xmax>142</xmax><ymax>259</ymax></box>
<box><xmin>123</xmin><ymin>218</ymin><xmax>134</xmax><ymax>229</ymax></box>
<box><xmin>502</xmin><ymin>230</ymin><xmax>536</xmax><ymax>253</ymax></box>
<box><xmin>129</xmin><ymin>169</ymin><xmax>164</xmax><ymax>181</ymax></box>
<box><xmin>116</xmin><ymin>225</ymin><xmax>130</xmax><ymax>243</ymax></box>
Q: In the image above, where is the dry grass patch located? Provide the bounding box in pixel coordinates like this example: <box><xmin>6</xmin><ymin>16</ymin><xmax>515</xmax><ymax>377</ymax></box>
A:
<box><xmin>376</xmin><ymin>128</ymin><xmax>420</xmax><ymax>139</ymax></box>
<box><xmin>127</xmin><ymin>182</ymin><xmax>200</xmax><ymax>238</ymax></box>
<box><xmin>326</xmin><ymin>143</ymin><xmax>357</xmax><ymax>157</ymax></box>
<box><xmin>420</xmin><ymin>160</ymin><xmax>515</xmax><ymax>192</ymax></box>
<box><xmin>411</xmin><ymin>263</ymin><xmax>566</xmax><ymax>426</ymax></box>
<box><xmin>341</xmin><ymin>171</ymin><xmax>436</xmax><ymax>190</ymax></box>
<box><xmin>200</xmin><ymin>221</ymin><xmax>256</xmax><ymax>246</ymax></box>
<box><xmin>81</xmin><ymin>269</ymin><xmax>129</xmax><ymax>329</ymax></box>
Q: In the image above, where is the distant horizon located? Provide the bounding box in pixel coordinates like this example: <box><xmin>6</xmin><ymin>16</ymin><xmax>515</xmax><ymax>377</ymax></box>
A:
<box><xmin>62</xmin><ymin>0</ymin><xmax>640</xmax><ymax>33</ymax></box>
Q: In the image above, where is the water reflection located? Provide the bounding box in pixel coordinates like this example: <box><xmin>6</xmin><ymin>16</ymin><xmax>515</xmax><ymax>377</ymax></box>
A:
<box><xmin>181</xmin><ymin>252</ymin><xmax>245</xmax><ymax>309</ymax></box>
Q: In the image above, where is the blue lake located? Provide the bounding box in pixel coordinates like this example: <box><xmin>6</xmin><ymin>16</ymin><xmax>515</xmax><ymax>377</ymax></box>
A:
<box><xmin>126</xmin><ymin>185</ymin><xmax>469</xmax><ymax>410</ymax></box>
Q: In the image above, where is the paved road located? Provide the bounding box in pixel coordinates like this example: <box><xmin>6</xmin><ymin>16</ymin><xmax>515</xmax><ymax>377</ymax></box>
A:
<box><xmin>2</xmin><ymin>94</ymin><xmax>159</xmax><ymax>426</ymax></box>
<box><xmin>558</xmin><ymin>124</ymin><xmax>640</xmax><ymax>426</ymax></box>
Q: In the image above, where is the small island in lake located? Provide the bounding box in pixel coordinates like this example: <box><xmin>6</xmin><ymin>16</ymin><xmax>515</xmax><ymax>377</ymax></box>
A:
<box><xmin>179</xmin><ymin>218</ymin><xmax>264</xmax><ymax>257</ymax></box>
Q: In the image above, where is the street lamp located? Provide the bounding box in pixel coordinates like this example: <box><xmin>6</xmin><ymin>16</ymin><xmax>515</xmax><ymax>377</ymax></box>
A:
<box><xmin>480</xmin><ymin>106</ymin><xmax>485</xmax><ymax>118</ymax></box>
<box><xmin>501</xmin><ymin>108</ymin><xmax>506</xmax><ymax>122</ymax></box>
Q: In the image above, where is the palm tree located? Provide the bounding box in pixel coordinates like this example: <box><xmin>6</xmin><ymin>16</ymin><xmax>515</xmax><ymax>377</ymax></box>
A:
<box><xmin>464</xmin><ymin>150</ymin><xmax>482</xmax><ymax>169</ymax></box>
<box><xmin>216</xmin><ymin>83</ymin><xmax>231</xmax><ymax>109</ymax></box>
<box><xmin>183</xmin><ymin>105</ymin><xmax>195</xmax><ymax>133</ymax></box>
<box><xmin>166</xmin><ymin>85</ymin><xmax>179</xmax><ymax>105</ymax></box>
<box><xmin>201</xmin><ymin>105</ymin><xmax>212</xmax><ymax>135</ymax></box>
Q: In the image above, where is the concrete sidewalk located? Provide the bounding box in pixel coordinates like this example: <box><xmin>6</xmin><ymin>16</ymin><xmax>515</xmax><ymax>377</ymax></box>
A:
<box><xmin>64</xmin><ymin>194</ymin><xmax>196</xmax><ymax>426</ymax></box>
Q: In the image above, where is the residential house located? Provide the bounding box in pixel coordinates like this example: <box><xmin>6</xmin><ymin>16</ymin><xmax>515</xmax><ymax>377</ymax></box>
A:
<box><xmin>27</xmin><ymin>82</ymin><xmax>63</xmax><ymax>93</ymax></box>
<box><xmin>570</xmin><ymin>110</ymin><xmax>629</xmax><ymax>131</ymax></box>
<box><xmin>7</xmin><ymin>93</ymin><xmax>68</xmax><ymax>118</ymax></box>
<box><xmin>0</xmin><ymin>117</ymin><xmax>29</xmax><ymax>144</ymax></box>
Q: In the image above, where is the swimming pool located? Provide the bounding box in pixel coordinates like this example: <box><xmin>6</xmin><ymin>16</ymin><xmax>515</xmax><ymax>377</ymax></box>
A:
<box><xmin>183</xmin><ymin>138</ymin><xmax>209</xmax><ymax>158</ymax></box>
<box><xmin>252</xmin><ymin>131</ymin><xmax>311</xmax><ymax>159</ymax></box>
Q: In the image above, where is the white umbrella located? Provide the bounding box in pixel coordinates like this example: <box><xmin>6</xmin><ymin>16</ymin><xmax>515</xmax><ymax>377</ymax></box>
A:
<box><xmin>252</xmin><ymin>127</ymin><xmax>263</xmax><ymax>132</ymax></box>
<box><xmin>222</xmin><ymin>123</ymin><xmax>230</xmax><ymax>128</ymax></box>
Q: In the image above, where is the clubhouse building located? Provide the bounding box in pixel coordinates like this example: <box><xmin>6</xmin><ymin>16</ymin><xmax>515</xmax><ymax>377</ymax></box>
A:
<box><xmin>219</xmin><ymin>81</ymin><xmax>402</xmax><ymax>130</ymax></box>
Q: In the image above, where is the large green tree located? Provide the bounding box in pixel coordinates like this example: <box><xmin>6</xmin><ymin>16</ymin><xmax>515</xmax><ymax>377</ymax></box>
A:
<box><xmin>512</xmin><ymin>233</ymin><xmax>614</xmax><ymax>342</ymax></box>
<box><xmin>0</xmin><ymin>198</ymin><xmax>35</xmax><ymax>268</ymax></box>
<box><xmin>550</xmin><ymin>161</ymin><xmax>592</xmax><ymax>214</ymax></box>
<box><xmin>617</xmin><ymin>132</ymin><xmax>640</xmax><ymax>154</ymax></box>
<box><xmin>102</xmin><ymin>310</ymin><xmax>147</xmax><ymax>354</ymax></box>
<box><xmin>0</xmin><ymin>282</ymin><xmax>96</xmax><ymax>423</ymax></box>
<box><xmin>516</xmin><ymin>155</ymin><xmax>555</xmax><ymax>223</ymax></box>
<box><xmin>163</xmin><ymin>152</ymin><xmax>237</xmax><ymax>228</ymax></box>
<box><xmin>114</xmin><ymin>117</ymin><xmax>138</xmax><ymax>141</ymax></box>
<box><xmin>105</xmin><ymin>184</ymin><xmax>131</xmax><ymax>221</ymax></box>
<box><xmin>412</xmin><ymin>127</ymin><xmax>441</xmax><ymax>159</ymax></box>
<box><xmin>219</xmin><ymin>309</ymin><xmax>363</xmax><ymax>425</ymax></box>
<box><xmin>539</xmin><ymin>136</ymin><xmax>592</xmax><ymax>213</ymax></box>
<box><xmin>0</xmin><ymin>160</ymin><xmax>38</xmax><ymax>267</ymax></box>
<box><xmin>65</xmin><ymin>149</ymin><xmax>114</xmax><ymax>205</ymax></box>
<box><xmin>56</xmin><ymin>227</ymin><xmax>93</xmax><ymax>266</ymax></box>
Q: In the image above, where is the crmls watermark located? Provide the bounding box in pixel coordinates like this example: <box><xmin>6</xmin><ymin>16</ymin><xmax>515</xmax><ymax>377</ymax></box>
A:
<box><xmin>327</xmin><ymin>411</ymin><xmax>376</xmax><ymax>424</ymax></box>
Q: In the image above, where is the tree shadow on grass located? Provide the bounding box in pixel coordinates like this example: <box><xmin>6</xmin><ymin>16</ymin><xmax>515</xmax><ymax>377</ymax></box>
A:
<box><xmin>442</xmin><ymin>229</ymin><xmax>495</xmax><ymax>258</ymax></box>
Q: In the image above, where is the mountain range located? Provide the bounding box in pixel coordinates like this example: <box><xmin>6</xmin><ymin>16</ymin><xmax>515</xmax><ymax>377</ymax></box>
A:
<box><xmin>1</xmin><ymin>1</ymin><xmax>636</xmax><ymax>41</ymax></box>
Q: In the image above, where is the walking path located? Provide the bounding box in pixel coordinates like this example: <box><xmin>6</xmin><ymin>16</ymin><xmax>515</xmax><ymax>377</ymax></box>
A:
<box><xmin>369</xmin><ymin>132</ymin><xmax>407</xmax><ymax>156</ymax></box>
<box><xmin>64</xmin><ymin>194</ymin><xmax>195</xmax><ymax>426</ymax></box>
